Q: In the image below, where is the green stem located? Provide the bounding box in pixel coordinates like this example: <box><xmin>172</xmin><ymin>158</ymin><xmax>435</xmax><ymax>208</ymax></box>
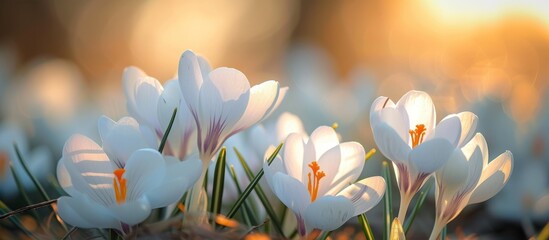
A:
<box><xmin>358</xmin><ymin>214</ymin><xmax>375</xmax><ymax>240</ymax></box>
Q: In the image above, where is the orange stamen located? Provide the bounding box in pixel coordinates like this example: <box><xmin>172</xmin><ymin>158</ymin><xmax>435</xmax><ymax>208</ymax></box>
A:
<box><xmin>113</xmin><ymin>168</ymin><xmax>127</xmax><ymax>204</ymax></box>
<box><xmin>409</xmin><ymin>124</ymin><xmax>426</xmax><ymax>148</ymax></box>
<box><xmin>307</xmin><ymin>161</ymin><xmax>326</xmax><ymax>202</ymax></box>
<box><xmin>0</xmin><ymin>152</ymin><xmax>8</xmax><ymax>180</ymax></box>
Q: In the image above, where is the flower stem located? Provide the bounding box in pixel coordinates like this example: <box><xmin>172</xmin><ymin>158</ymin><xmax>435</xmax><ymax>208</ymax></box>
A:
<box><xmin>397</xmin><ymin>194</ymin><xmax>411</xmax><ymax>223</ymax></box>
<box><xmin>185</xmin><ymin>160</ymin><xmax>209</xmax><ymax>224</ymax></box>
<box><xmin>429</xmin><ymin>220</ymin><xmax>445</xmax><ymax>240</ymax></box>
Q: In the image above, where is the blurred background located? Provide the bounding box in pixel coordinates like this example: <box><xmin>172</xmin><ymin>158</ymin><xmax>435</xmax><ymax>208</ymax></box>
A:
<box><xmin>0</xmin><ymin>0</ymin><xmax>548</xmax><ymax>239</ymax></box>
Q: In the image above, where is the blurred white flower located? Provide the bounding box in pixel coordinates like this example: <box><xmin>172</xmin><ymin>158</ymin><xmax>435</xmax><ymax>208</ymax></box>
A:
<box><xmin>123</xmin><ymin>66</ymin><xmax>196</xmax><ymax>159</ymax></box>
<box><xmin>56</xmin><ymin>118</ymin><xmax>201</xmax><ymax>233</ymax></box>
<box><xmin>0</xmin><ymin>123</ymin><xmax>52</xmax><ymax>198</ymax></box>
<box><xmin>264</xmin><ymin>126</ymin><xmax>385</xmax><ymax>236</ymax></box>
<box><xmin>430</xmin><ymin>133</ymin><xmax>513</xmax><ymax>240</ymax></box>
<box><xmin>284</xmin><ymin>44</ymin><xmax>377</xmax><ymax>139</ymax></box>
<box><xmin>370</xmin><ymin>90</ymin><xmax>477</xmax><ymax>222</ymax></box>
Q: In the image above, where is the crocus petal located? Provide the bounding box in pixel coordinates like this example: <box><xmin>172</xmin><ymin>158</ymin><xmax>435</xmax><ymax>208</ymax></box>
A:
<box><xmin>122</xmin><ymin>67</ymin><xmax>163</xmax><ymax>129</ymax></box>
<box><xmin>199</xmin><ymin>68</ymin><xmax>250</xmax><ymax>129</ymax></box>
<box><xmin>98</xmin><ymin>115</ymin><xmax>116</xmax><ymax>143</ymax></box>
<box><xmin>431</xmin><ymin>115</ymin><xmax>462</xmax><ymax>147</ymax></box>
<box><xmin>455</xmin><ymin>112</ymin><xmax>478</xmax><ymax>147</ymax></box>
<box><xmin>109</xmin><ymin>196</ymin><xmax>152</xmax><ymax>225</ymax></box>
<box><xmin>303</xmin><ymin>195</ymin><xmax>355</xmax><ymax>231</ymax></box>
<box><xmin>263</xmin><ymin>155</ymin><xmax>286</xmax><ymax>189</ymax></box>
<box><xmin>321</xmin><ymin>142</ymin><xmax>365</xmax><ymax>196</ymax></box>
<box><xmin>303</xmin><ymin>126</ymin><xmax>340</xmax><ymax>173</ymax></box>
<box><xmin>468</xmin><ymin>151</ymin><xmax>513</xmax><ymax>204</ymax></box>
<box><xmin>206</xmin><ymin>67</ymin><xmax>250</xmax><ymax>101</ymax></box>
<box><xmin>308</xmin><ymin>126</ymin><xmax>340</xmax><ymax>157</ymax></box>
<box><xmin>370</xmin><ymin>96</ymin><xmax>396</xmax><ymax>127</ymax></box>
<box><xmin>396</xmin><ymin>90</ymin><xmax>436</xmax><ymax>131</ymax></box>
<box><xmin>375</xmin><ymin>107</ymin><xmax>409</xmax><ymax>144</ymax></box>
<box><xmin>57</xmin><ymin>160</ymin><xmax>78</xmax><ymax>196</ymax></box>
<box><xmin>272</xmin><ymin>86</ymin><xmax>289</xmax><ymax>113</ymax></box>
<box><xmin>461</xmin><ymin>133</ymin><xmax>489</xmax><ymax>167</ymax></box>
<box><xmin>57</xmin><ymin>195</ymin><xmax>120</xmax><ymax>230</ymax></box>
<box><xmin>337</xmin><ymin>176</ymin><xmax>386</xmax><ymax>215</ymax></box>
<box><xmin>270</xmin><ymin>172</ymin><xmax>310</xmax><ymax>217</ymax></box>
<box><xmin>437</xmin><ymin>145</ymin><xmax>483</xmax><ymax>196</ymax></box>
<box><xmin>145</xmin><ymin>157</ymin><xmax>202</xmax><ymax>208</ymax></box>
<box><xmin>197</xmin><ymin>68</ymin><xmax>250</xmax><ymax>154</ymax></box>
<box><xmin>61</xmin><ymin>134</ymin><xmax>116</xmax><ymax>206</ymax></box>
<box><xmin>124</xmin><ymin>149</ymin><xmax>165</xmax><ymax>201</ymax></box>
<box><xmin>101</xmin><ymin>116</ymin><xmax>154</xmax><ymax>167</ymax></box>
<box><xmin>157</xmin><ymin>79</ymin><xmax>195</xmax><ymax>157</ymax></box>
<box><xmin>372</xmin><ymin>123</ymin><xmax>411</xmax><ymax>164</ymax></box>
<box><xmin>179</xmin><ymin>50</ymin><xmax>205</xmax><ymax>114</ymax></box>
<box><xmin>409</xmin><ymin>138</ymin><xmax>453</xmax><ymax>174</ymax></box>
<box><xmin>233</xmin><ymin>80</ymin><xmax>281</xmax><ymax>132</ymax></box>
<box><xmin>283</xmin><ymin>133</ymin><xmax>306</xmax><ymax>180</ymax></box>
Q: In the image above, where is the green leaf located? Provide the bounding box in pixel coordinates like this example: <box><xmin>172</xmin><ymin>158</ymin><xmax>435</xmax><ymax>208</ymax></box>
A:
<box><xmin>227</xmin><ymin>165</ymin><xmax>257</xmax><ymax>226</ymax></box>
<box><xmin>226</xmin><ymin>143</ymin><xmax>283</xmax><ymax>219</ymax></box>
<box><xmin>382</xmin><ymin>161</ymin><xmax>394</xmax><ymax>240</ymax></box>
<box><xmin>210</xmin><ymin>148</ymin><xmax>227</xmax><ymax>227</ymax></box>
<box><xmin>403</xmin><ymin>179</ymin><xmax>433</xmax><ymax>233</ymax></box>
<box><xmin>14</xmin><ymin>144</ymin><xmax>50</xmax><ymax>201</ymax></box>
<box><xmin>358</xmin><ymin>213</ymin><xmax>375</xmax><ymax>240</ymax></box>
<box><xmin>158</xmin><ymin>108</ymin><xmax>177</xmax><ymax>153</ymax></box>
<box><xmin>233</xmin><ymin>147</ymin><xmax>285</xmax><ymax>237</ymax></box>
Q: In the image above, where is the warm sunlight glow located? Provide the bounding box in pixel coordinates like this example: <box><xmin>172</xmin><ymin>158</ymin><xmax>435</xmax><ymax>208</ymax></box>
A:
<box><xmin>424</xmin><ymin>0</ymin><xmax>549</xmax><ymax>26</ymax></box>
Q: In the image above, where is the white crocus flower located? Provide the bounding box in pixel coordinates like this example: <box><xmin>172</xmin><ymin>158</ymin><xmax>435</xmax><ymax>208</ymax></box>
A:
<box><xmin>178</xmin><ymin>50</ymin><xmax>287</xmax><ymax>214</ymax></box>
<box><xmin>370</xmin><ymin>90</ymin><xmax>478</xmax><ymax>222</ymax></box>
<box><xmin>56</xmin><ymin>119</ymin><xmax>202</xmax><ymax>234</ymax></box>
<box><xmin>429</xmin><ymin>133</ymin><xmax>513</xmax><ymax>240</ymax></box>
<box><xmin>123</xmin><ymin>67</ymin><xmax>196</xmax><ymax>160</ymax></box>
<box><xmin>264</xmin><ymin>126</ymin><xmax>385</xmax><ymax>237</ymax></box>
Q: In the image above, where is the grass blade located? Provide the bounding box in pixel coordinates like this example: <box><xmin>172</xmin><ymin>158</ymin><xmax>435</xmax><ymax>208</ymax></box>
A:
<box><xmin>0</xmin><ymin>201</ymin><xmax>35</xmax><ymax>238</ymax></box>
<box><xmin>233</xmin><ymin>147</ymin><xmax>285</xmax><ymax>236</ymax></box>
<box><xmin>382</xmin><ymin>161</ymin><xmax>394</xmax><ymax>240</ymax></box>
<box><xmin>10</xmin><ymin>166</ymin><xmax>40</xmax><ymax>220</ymax></box>
<box><xmin>440</xmin><ymin>225</ymin><xmax>447</xmax><ymax>240</ymax></box>
<box><xmin>358</xmin><ymin>213</ymin><xmax>375</xmax><ymax>240</ymax></box>
<box><xmin>14</xmin><ymin>144</ymin><xmax>50</xmax><ymax>201</ymax></box>
<box><xmin>403</xmin><ymin>179</ymin><xmax>433</xmax><ymax>233</ymax></box>
<box><xmin>158</xmin><ymin>108</ymin><xmax>177</xmax><ymax>153</ymax></box>
<box><xmin>226</xmin><ymin>143</ymin><xmax>283</xmax><ymax>219</ymax></box>
<box><xmin>0</xmin><ymin>199</ymin><xmax>58</xmax><ymax>220</ymax></box>
<box><xmin>210</xmin><ymin>148</ymin><xmax>226</xmax><ymax>227</ymax></box>
<box><xmin>318</xmin><ymin>230</ymin><xmax>332</xmax><ymax>240</ymax></box>
<box><xmin>228</xmin><ymin>165</ymin><xmax>257</xmax><ymax>226</ymax></box>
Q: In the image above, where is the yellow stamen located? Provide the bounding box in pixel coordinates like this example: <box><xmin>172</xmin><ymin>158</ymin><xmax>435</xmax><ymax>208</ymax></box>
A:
<box><xmin>409</xmin><ymin>124</ymin><xmax>426</xmax><ymax>148</ymax></box>
<box><xmin>113</xmin><ymin>168</ymin><xmax>127</xmax><ymax>204</ymax></box>
<box><xmin>307</xmin><ymin>161</ymin><xmax>325</xmax><ymax>202</ymax></box>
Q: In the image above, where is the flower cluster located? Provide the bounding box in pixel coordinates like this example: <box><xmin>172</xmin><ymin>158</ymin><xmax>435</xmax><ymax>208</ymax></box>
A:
<box><xmin>46</xmin><ymin>50</ymin><xmax>514</xmax><ymax>239</ymax></box>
